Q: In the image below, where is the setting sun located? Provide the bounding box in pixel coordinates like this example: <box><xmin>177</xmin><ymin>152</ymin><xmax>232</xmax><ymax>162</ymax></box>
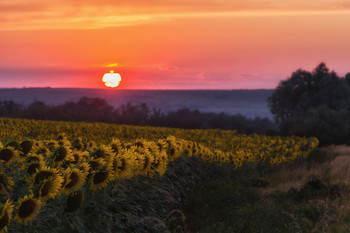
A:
<box><xmin>102</xmin><ymin>70</ymin><xmax>122</xmax><ymax>88</ymax></box>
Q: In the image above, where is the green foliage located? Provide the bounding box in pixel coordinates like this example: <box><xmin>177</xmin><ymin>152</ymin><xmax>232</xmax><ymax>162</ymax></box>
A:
<box><xmin>5</xmin><ymin>156</ymin><xmax>227</xmax><ymax>233</ymax></box>
<box><xmin>0</xmin><ymin>97</ymin><xmax>276</xmax><ymax>134</ymax></box>
<box><xmin>268</xmin><ymin>62</ymin><xmax>350</xmax><ymax>145</ymax></box>
<box><xmin>184</xmin><ymin>153</ymin><xmax>350</xmax><ymax>233</ymax></box>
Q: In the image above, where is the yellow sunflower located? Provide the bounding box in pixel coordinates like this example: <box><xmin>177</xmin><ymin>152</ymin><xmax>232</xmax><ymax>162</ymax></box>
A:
<box><xmin>0</xmin><ymin>174</ymin><xmax>14</xmax><ymax>195</ymax></box>
<box><xmin>0</xmin><ymin>199</ymin><xmax>14</xmax><ymax>233</ymax></box>
<box><xmin>52</xmin><ymin>145</ymin><xmax>72</xmax><ymax>167</ymax></box>
<box><xmin>89</xmin><ymin>167</ymin><xmax>113</xmax><ymax>191</ymax></box>
<box><xmin>91</xmin><ymin>146</ymin><xmax>114</xmax><ymax>164</ymax></box>
<box><xmin>183</xmin><ymin>140</ymin><xmax>194</xmax><ymax>157</ymax></box>
<box><xmin>25</xmin><ymin>162</ymin><xmax>43</xmax><ymax>176</ymax></box>
<box><xmin>153</xmin><ymin>151</ymin><xmax>168</xmax><ymax>176</ymax></box>
<box><xmin>32</xmin><ymin>140</ymin><xmax>44</xmax><ymax>150</ymax></box>
<box><xmin>62</xmin><ymin>168</ymin><xmax>87</xmax><ymax>194</ymax></box>
<box><xmin>137</xmin><ymin>150</ymin><xmax>155</xmax><ymax>176</ymax></box>
<box><xmin>72</xmin><ymin>138</ymin><xmax>84</xmax><ymax>151</ymax></box>
<box><xmin>25</xmin><ymin>154</ymin><xmax>45</xmax><ymax>165</ymax></box>
<box><xmin>35</xmin><ymin>146</ymin><xmax>50</xmax><ymax>158</ymax></box>
<box><xmin>84</xmin><ymin>141</ymin><xmax>97</xmax><ymax>151</ymax></box>
<box><xmin>36</xmin><ymin>177</ymin><xmax>62</xmax><ymax>201</ymax></box>
<box><xmin>134</xmin><ymin>139</ymin><xmax>147</xmax><ymax>149</ymax></box>
<box><xmin>77</xmin><ymin>162</ymin><xmax>91</xmax><ymax>177</ymax></box>
<box><xmin>87</xmin><ymin>158</ymin><xmax>106</xmax><ymax>171</ymax></box>
<box><xmin>4</xmin><ymin>140</ymin><xmax>21</xmax><ymax>151</ymax></box>
<box><xmin>56</xmin><ymin>133</ymin><xmax>67</xmax><ymax>141</ymax></box>
<box><xmin>44</xmin><ymin>140</ymin><xmax>59</xmax><ymax>152</ymax></box>
<box><xmin>0</xmin><ymin>147</ymin><xmax>20</xmax><ymax>166</ymax></box>
<box><xmin>166</xmin><ymin>136</ymin><xmax>182</xmax><ymax>161</ymax></box>
<box><xmin>110</xmin><ymin>139</ymin><xmax>122</xmax><ymax>156</ymax></box>
<box><xmin>20</xmin><ymin>139</ymin><xmax>33</xmax><ymax>155</ymax></box>
<box><xmin>66</xmin><ymin>190</ymin><xmax>84</xmax><ymax>212</ymax></box>
<box><xmin>57</xmin><ymin>138</ymin><xmax>71</xmax><ymax>148</ymax></box>
<box><xmin>32</xmin><ymin>166</ymin><xmax>63</xmax><ymax>188</ymax></box>
<box><xmin>70</xmin><ymin>150</ymin><xmax>88</xmax><ymax>165</ymax></box>
<box><xmin>14</xmin><ymin>194</ymin><xmax>42</xmax><ymax>223</ymax></box>
<box><xmin>112</xmin><ymin>149</ymin><xmax>137</xmax><ymax>179</ymax></box>
<box><xmin>156</xmin><ymin>139</ymin><xmax>168</xmax><ymax>153</ymax></box>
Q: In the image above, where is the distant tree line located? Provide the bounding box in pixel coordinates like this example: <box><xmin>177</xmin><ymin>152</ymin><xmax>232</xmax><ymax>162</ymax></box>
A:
<box><xmin>0</xmin><ymin>97</ymin><xmax>276</xmax><ymax>135</ymax></box>
<box><xmin>269</xmin><ymin>62</ymin><xmax>350</xmax><ymax>145</ymax></box>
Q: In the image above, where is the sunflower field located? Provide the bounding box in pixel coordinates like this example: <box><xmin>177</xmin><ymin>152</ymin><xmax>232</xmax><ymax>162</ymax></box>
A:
<box><xmin>0</xmin><ymin>118</ymin><xmax>318</xmax><ymax>232</ymax></box>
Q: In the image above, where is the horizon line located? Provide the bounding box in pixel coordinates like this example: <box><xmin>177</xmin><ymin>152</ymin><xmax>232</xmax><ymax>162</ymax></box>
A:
<box><xmin>0</xmin><ymin>87</ymin><xmax>275</xmax><ymax>91</ymax></box>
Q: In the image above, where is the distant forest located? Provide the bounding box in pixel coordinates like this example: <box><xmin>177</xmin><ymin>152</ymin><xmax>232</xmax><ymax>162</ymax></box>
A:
<box><xmin>1</xmin><ymin>63</ymin><xmax>349</xmax><ymax>146</ymax></box>
<box><xmin>0</xmin><ymin>96</ymin><xmax>276</xmax><ymax>135</ymax></box>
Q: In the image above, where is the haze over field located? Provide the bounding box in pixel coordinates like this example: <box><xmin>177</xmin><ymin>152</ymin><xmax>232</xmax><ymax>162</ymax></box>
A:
<box><xmin>0</xmin><ymin>88</ymin><xmax>274</xmax><ymax>119</ymax></box>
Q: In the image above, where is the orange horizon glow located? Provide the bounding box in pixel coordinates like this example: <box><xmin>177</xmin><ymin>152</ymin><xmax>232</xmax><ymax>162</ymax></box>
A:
<box><xmin>1</xmin><ymin>0</ymin><xmax>350</xmax><ymax>89</ymax></box>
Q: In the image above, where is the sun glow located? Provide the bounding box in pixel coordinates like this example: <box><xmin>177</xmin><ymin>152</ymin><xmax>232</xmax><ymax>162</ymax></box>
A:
<box><xmin>102</xmin><ymin>70</ymin><xmax>122</xmax><ymax>88</ymax></box>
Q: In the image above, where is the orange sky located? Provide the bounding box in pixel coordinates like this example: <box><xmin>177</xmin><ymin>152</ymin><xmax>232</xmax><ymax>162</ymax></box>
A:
<box><xmin>1</xmin><ymin>0</ymin><xmax>350</xmax><ymax>89</ymax></box>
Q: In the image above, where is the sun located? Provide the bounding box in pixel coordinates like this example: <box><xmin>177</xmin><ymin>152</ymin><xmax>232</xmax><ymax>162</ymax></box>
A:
<box><xmin>102</xmin><ymin>70</ymin><xmax>122</xmax><ymax>88</ymax></box>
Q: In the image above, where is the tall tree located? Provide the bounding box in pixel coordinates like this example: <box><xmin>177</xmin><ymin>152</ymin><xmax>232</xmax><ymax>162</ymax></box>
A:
<box><xmin>268</xmin><ymin>63</ymin><xmax>350</xmax><ymax>144</ymax></box>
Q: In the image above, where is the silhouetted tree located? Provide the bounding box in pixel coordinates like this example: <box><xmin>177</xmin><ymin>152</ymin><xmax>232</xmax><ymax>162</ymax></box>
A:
<box><xmin>268</xmin><ymin>63</ymin><xmax>350</xmax><ymax>144</ymax></box>
<box><xmin>0</xmin><ymin>100</ymin><xmax>23</xmax><ymax>117</ymax></box>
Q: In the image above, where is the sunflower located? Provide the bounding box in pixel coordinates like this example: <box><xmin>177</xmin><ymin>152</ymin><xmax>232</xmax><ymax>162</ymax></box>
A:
<box><xmin>183</xmin><ymin>140</ymin><xmax>194</xmax><ymax>157</ymax></box>
<box><xmin>0</xmin><ymin>147</ymin><xmax>20</xmax><ymax>166</ymax></box>
<box><xmin>44</xmin><ymin>140</ymin><xmax>59</xmax><ymax>152</ymax></box>
<box><xmin>123</xmin><ymin>142</ymin><xmax>133</xmax><ymax>150</ymax></box>
<box><xmin>62</xmin><ymin>168</ymin><xmax>87</xmax><ymax>194</ymax></box>
<box><xmin>4</xmin><ymin>140</ymin><xmax>21</xmax><ymax>151</ymax></box>
<box><xmin>91</xmin><ymin>146</ymin><xmax>114</xmax><ymax>164</ymax></box>
<box><xmin>110</xmin><ymin>139</ymin><xmax>122</xmax><ymax>156</ymax></box>
<box><xmin>32</xmin><ymin>140</ymin><xmax>44</xmax><ymax>150</ymax></box>
<box><xmin>0</xmin><ymin>199</ymin><xmax>14</xmax><ymax>233</ymax></box>
<box><xmin>57</xmin><ymin>138</ymin><xmax>71</xmax><ymax>148</ymax></box>
<box><xmin>52</xmin><ymin>145</ymin><xmax>72</xmax><ymax>167</ymax></box>
<box><xmin>66</xmin><ymin>190</ymin><xmax>84</xmax><ymax>212</ymax></box>
<box><xmin>156</xmin><ymin>139</ymin><xmax>168</xmax><ymax>153</ymax></box>
<box><xmin>134</xmin><ymin>139</ymin><xmax>146</xmax><ymax>149</ymax></box>
<box><xmin>0</xmin><ymin>174</ymin><xmax>14</xmax><ymax>195</ymax></box>
<box><xmin>14</xmin><ymin>194</ymin><xmax>42</xmax><ymax>223</ymax></box>
<box><xmin>166</xmin><ymin>136</ymin><xmax>182</xmax><ymax>161</ymax></box>
<box><xmin>145</xmin><ymin>141</ymin><xmax>159</xmax><ymax>155</ymax></box>
<box><xmin>70</xmin><ymin>150</ymin><xmax>88</xmax><ymax>165</ymax></box>
<box><xmin>56</xmin><ymin>133</ymin><xmax>67</xmax><ymax>141</ymax></box>
<box><xmin>77</xmin><ymin>162</ymin><xmax>91</xmax><ymax>177</ymax></box>
<box><xmin>36</xmin><ymin>147</ymin><xmax>50</xmax><ymax>158</ymax></box>
<box><xmin>25</xmin><ymin>154</ymin><xmax>45</xmax><ymax>165</ymax></box>
<box><xmin>36</xmin><ymin>177</ymin><xmax>62</xmax><ymax>201</ymax></box>
<box><xmin>72</xmin><ymin>138</ymin><xmax>84</xmax><ymax>151</ymax></box>
<box><xmin>137</xmin><ymin>150</ymin><xmax>155</xmax><ymax>176</ymax></box>
<box><xmin>89</xmin><ymin>167</ymin><xmax>113</xmax><ymax>191</ymax></box>
<box><xmin>25</xmin><ymin>163</ymin><xmax>41</xmax><ymax>176</ymax></box>
<box><xmin>153</xmin><ymin>151</ymin><xmax>168</xmax><ymax>176</ymax></box>
<box><xmin>84</xmin><ymin>141</ymin><xmax>97</xmax><ymax>151</ymax></box>
<box><xmin>87</xmin><ymin>158</ymin><xmax>106</xmax><ymax>171</ymax></box>
<box><xmin>112</xmin><ymin>149</ymin><xmax>137</xmax><ymax>179</ymax></box>
<box><xmin>20</xmin><ymin>139</ymin><xmax>33</xmax><ymax>155</ymax></box>
<box><xmin>32</xmin><ymin>166</ymin><xmax>63</xmax><ymax>188</ymax></box>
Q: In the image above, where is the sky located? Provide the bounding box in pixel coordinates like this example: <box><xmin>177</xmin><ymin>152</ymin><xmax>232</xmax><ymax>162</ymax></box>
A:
<box><xmin>1</xmin><ymin>0</ymin><xmax>350</xmax><ymax>89</ymax></box>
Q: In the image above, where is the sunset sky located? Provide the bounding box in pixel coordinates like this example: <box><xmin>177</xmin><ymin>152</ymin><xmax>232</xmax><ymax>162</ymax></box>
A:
<box><xmin>1</xmin><ymin>0</ymin><xmax>350</xmax><ymax>89</ymax></box>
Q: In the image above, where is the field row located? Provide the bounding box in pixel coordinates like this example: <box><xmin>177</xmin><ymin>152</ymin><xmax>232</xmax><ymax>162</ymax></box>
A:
<box><xmin>0</xmin><ymin>118</ymin><xmax>318</xmax><ymax>232</ymax></box>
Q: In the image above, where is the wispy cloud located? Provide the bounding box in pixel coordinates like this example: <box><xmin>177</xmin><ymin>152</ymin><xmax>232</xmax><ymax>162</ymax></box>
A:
<box><xmin>1</xmin><ymin>0</ymin><xmax>349</xmax><ymax>31</ymax></box>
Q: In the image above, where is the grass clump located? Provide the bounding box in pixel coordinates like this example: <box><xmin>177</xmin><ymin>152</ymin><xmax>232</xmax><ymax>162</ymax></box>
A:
<box><xmin>184</xmin><ymin>146</ymin><xmax>350</xmax><ymax>233</ymax></box>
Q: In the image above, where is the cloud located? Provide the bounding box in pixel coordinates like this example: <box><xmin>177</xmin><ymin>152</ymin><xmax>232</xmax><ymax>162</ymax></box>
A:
<box><xmin>1</xmin><ymin>0</ymin><xmax>350</xmax><ymax>31</ymax></box>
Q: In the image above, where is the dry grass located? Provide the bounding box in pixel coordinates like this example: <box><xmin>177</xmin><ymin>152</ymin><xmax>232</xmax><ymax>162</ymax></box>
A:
<box><xmin>263</xmin><ymin>145</ymin><xmax>350</xmax><ymax>194</ymax></box>
<box><xmin>261</xmin><ymin>145</ymin><xmax>350</xmax><ymax>232</ymax></box>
